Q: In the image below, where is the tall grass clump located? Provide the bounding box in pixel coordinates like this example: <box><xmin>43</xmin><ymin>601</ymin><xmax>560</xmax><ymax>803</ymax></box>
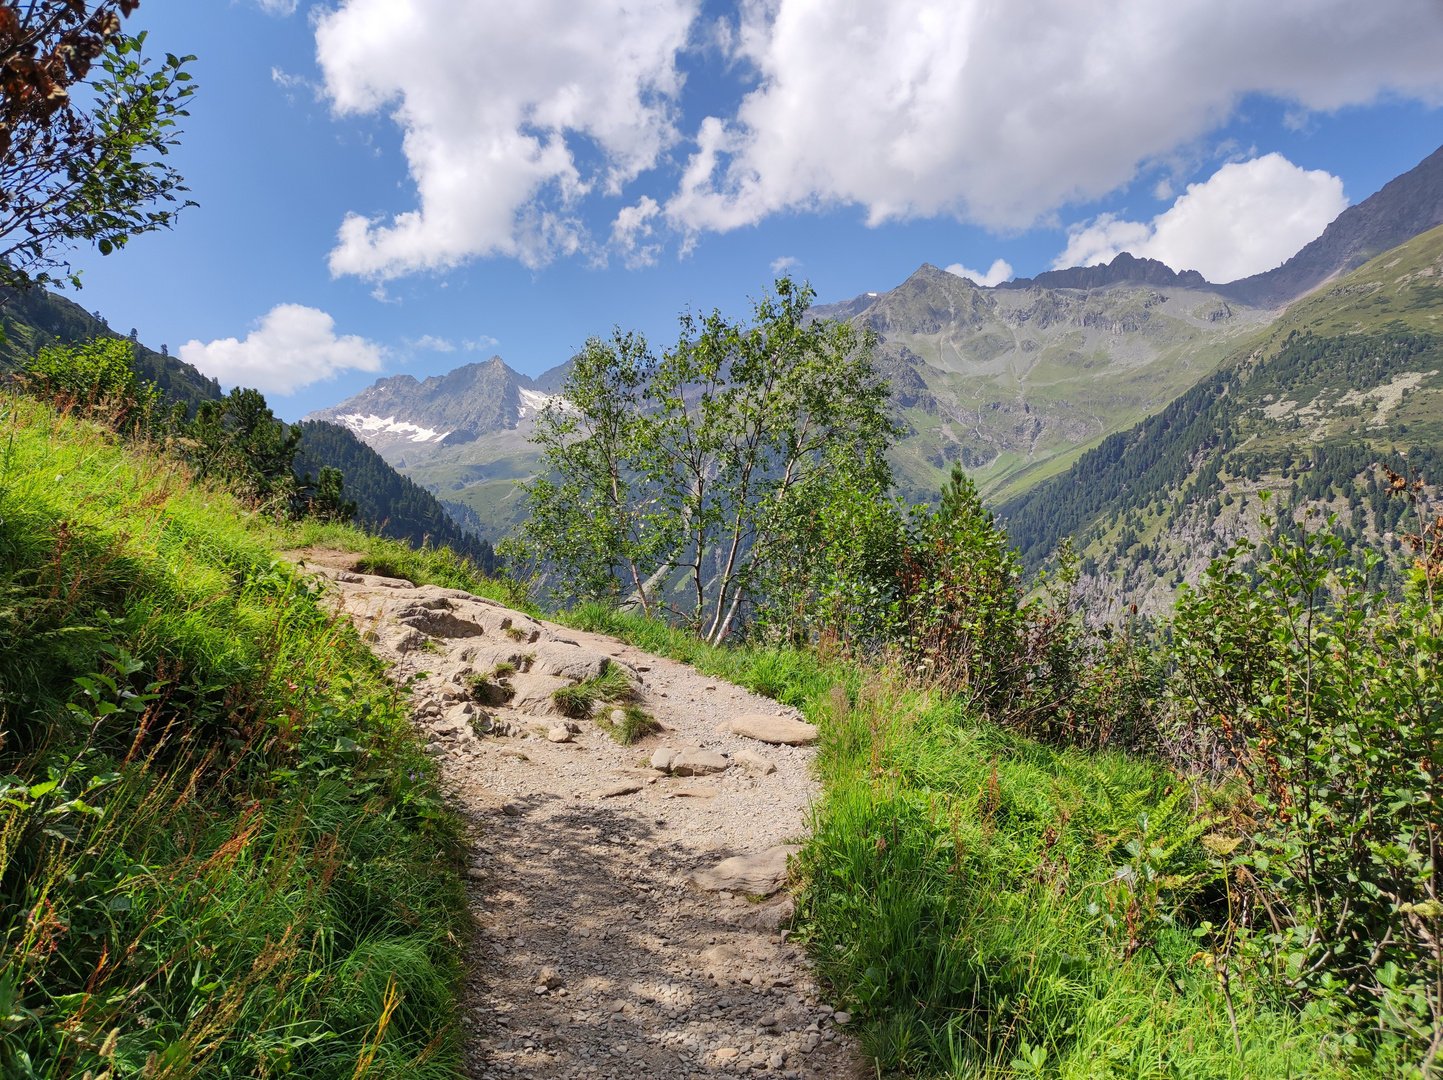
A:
<box><xmin>792</xmin><ymin>676</ymin><xmax>1354</xmax><ymax>1078</ymax></box>
<box><xmin>0</xmin><ymin>394</ymin><xmax>467</xmax><ymax>1078</ymax></box>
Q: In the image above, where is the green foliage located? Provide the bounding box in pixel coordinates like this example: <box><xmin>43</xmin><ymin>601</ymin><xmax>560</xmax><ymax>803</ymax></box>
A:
<box><xmin>510</xmin><ymin>329</ymin><xmax>664</xmax><ymax>610</ymax></box>
<box><xmin>755</xmin><ymin>462</ymin><xmax>905</xmax><ymax>648</ymax></box>
<box><xmin>0</xmin><ymin>13</ymin><xmax>197</xmax><ymax>291</ymax></box>
<box><xmin>21</xmin><ymin>336</ymin><xmax>162</xmax><ymax>432</ymax></box>
<box><xmin>794</xmin><ymin>675</ymin><xmax>1346</xmax><ymax>1079</ymax></box>
<box><xmin>0</xmin><ymin>393</ymin><xmax>466</xmax><ymax>1078</ymax></box>
<box><xmin>1171</xmin><ymin>502</ymin><xmax>1443</xmax><ymax>1066</ymax></box>
<box><xmin>180</xmin><ymin>387</ymin><xmax>303</xmax><ymax>499</ymax></box>
<box><xmin>301</xmin><ymin>463</ymin><xmax>358</xmax><ymax>523</ymax></box>
<box><xmin>598</xmin><ymin>704</ymin><xmax>661</xmax><ymax>746</ymax></box>
<box><xmin>898</xmin><ymin>464</ymin><xmax>1031</xmax><ymax>703</ymax></box>
<box><xmin>511</xmin><ymin>276</ymin><xmax>896</xmax><ymax>642</ymax></box>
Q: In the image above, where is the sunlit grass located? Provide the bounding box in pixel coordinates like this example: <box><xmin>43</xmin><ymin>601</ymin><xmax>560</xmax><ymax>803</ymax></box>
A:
<box><xmin>0</xmin><ymin>394</ymin><xmax>467</xmax><ymax>1078</ymax></box>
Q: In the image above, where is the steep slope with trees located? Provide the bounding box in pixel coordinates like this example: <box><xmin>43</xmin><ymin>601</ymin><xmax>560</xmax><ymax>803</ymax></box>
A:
<box><xmin>998</xmin><ymin>222</ymin><xmax>1443</xmax><ymax>611</ymax></box>
<box><xmin>0</xmin><ymin>283</ymin><xmax>221</xmax><ymax>405</ymax></box>
<box><xmin>295</xmin><ymin>419</ymin><xmax>499</xmax><ymax>573</ymax></box>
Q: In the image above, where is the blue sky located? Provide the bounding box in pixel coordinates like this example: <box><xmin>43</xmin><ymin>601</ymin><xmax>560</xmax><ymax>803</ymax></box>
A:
<box><xmin>61</xmin><ymin>0</ymin><xmax>1443</xmax><ymax>420</ymax></box>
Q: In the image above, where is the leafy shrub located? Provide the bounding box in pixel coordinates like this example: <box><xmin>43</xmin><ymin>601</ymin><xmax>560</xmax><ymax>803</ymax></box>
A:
<box><xmin>21</xmin><ymin>337</ymin><xmax>163</xmax><ymax>432</ymax></box>
<box><xmin>1171</xmin><ymin>497</ymin><xmax>1443</xmax><ymax>1064</ymax></box>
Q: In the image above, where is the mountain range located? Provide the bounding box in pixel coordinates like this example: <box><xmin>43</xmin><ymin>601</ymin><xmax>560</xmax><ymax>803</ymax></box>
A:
<box><xmin>312</xmin><ymin>144</ymin><xmax>1443</xmax><ymax>551</ymax></box>
<box><xmin>1001</xmin><ymin>220</ymin><xmax>1443</xmax><ymax>612</ymax></box>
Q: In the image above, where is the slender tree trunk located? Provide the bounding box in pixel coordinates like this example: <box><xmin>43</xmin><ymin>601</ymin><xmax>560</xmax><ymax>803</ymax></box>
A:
<box><xmin>714</xmin><ymin>585</ymin><xmax>746</xmax><ymax>644</ymax></box>
<box><xmin>706</xmin><ymin>511</ymin><xmax>747</xmax><ymax>642</ymax></box>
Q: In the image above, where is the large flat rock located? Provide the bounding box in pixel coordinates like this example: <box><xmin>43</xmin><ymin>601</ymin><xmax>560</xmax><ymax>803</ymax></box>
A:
<box><xmin>729</xmin><ymin>714</ymin><xmax>818</xmax><ymax>746</ymax></box>
<box><xmin>691</xmin><ymin>845</ymin><xmax>802</xmax><ymax>897</ymax></box>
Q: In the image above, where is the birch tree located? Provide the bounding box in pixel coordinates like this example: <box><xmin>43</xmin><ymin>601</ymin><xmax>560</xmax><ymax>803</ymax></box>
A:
<box><xmin>649</xmin><ymin>278</ymin><xmax>894</xmax><ymax>642</ymax></box>
<box><xmin>513</xmin><ymin>277</ymin><xmax>895</xmax><ymax>640</ymax></box>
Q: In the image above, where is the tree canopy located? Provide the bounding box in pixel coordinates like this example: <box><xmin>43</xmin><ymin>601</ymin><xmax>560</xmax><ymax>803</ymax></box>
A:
<box><xmin>0</xmin><ymin>1</ymin><xmax>194</xmax><ymax>290</ymax></box>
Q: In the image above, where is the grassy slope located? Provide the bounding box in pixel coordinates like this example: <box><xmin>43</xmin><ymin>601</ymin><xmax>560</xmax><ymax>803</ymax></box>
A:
<box><xmin>555</xmin><ymin>605</ymin><xmax>1353</xmax><ymax>1080</ymax></box>
<box><xmin>0</xmin><ymin>394</ymin><xmax>487</xmax><ymax>1078</ymax></box>
<box><xmin>853</xmin><ymin>270</ymin><xmax>1275</xmax><ymax>506</ymax></box>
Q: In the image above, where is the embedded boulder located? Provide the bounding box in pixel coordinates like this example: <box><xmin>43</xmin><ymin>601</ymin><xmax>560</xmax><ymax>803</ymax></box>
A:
<box><xmin>691</xmin><ymin>845</ymin><xmax>801</xmax><ymax>897</ymax></box>
<box><xmin>728</xmin><ymin>714</ymin><xmax>818</xmax><ymax>746</ymax></box>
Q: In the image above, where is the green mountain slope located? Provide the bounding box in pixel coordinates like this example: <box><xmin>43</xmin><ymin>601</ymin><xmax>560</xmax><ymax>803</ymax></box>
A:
<box><xmin>0</xmin><ymin>285</ymin><xmax>221</xmax><ymax>406</ymax></box>
<box><xmin>294</xmin><ymin>420</ymin><xmax>499</xmax><ymax>573</ymax></box>
<box><xmin>998</xmin><ymin>223</ymin><xmax>1443</xmax><ymax>611</ymax></box>
<box><xmin>812</xmin><ymin>261</ymin><xmax>1275</xmax><ymax>504</ymax></box>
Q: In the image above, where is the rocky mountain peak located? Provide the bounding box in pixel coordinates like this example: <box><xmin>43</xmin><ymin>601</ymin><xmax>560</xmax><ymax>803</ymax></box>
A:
<box><xmin>1000</xmin><ymin>252</ymin><xmax>1210</xmax><ymax>292</ymax></box>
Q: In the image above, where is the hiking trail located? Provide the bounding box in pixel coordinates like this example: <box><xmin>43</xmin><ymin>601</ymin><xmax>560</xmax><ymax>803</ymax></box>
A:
<box><xmin>289</xmin><ymin>550</ymin><xmax>866</xmax><ymax>1080</ymax></box>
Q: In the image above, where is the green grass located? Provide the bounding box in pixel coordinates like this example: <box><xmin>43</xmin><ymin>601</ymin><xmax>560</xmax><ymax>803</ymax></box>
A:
<box><xmin>795</xmin><ymin>676</ymin><xmax>1352</xmax><ymax>1077</ymax></box>
<box><xmin>559</xmin><ymin>600</ymin><xmax>848</xmax><ymax>708</ymax></box>
<box><xmin>279</xmin><ymin>518</ymin><xmax>516</xmax><ymax>605</ymax></box>
<box><xmin>548</xmin><ymin>665</ymin><xmax>664</xmax><ymax>744</ymax></box>
<box><xmin>0</xmin><ymin>394</ymin><xmax>468</xmax><ymax>1078</ymax></box>
<box><xmin>552</xmin><ymin>601</ymin><xmax>1361</xmax><ymax>1078</ymax></box>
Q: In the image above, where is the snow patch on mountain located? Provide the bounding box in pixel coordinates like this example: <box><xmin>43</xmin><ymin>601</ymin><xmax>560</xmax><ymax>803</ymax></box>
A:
<box><xmin>335</xmin><ymin>413</ymin><xmax>451</xmax><ymax>443</ymax></box>
<box><xmin>518</xmin><ymin>388</ymin><xmax>567</xmax><ymax>418</ymax></box>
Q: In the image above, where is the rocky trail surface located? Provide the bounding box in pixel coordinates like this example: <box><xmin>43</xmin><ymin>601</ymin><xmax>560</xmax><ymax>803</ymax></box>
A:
<box><xmin>288</xmin><ymin>551</ymin><xmax>866</xmax><ymax>1080</ymax></box>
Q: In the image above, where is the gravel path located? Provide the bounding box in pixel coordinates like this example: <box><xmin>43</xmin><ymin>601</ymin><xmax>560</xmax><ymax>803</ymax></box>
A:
<box><xmin>289</xmin><ymin>550</ymin><xmax>866</xmax><ymax>1080</ymax></box>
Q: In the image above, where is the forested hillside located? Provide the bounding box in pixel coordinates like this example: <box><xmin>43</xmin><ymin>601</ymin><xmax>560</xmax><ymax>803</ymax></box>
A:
<box><xmin>295</xmin><ymin>419</ymin><xmax>499</xmax><ymax>573</ymax></box>
<box><xmin>0</xmin><ymin>286</ymin><xmax>221</xmax><ymax>406</ymax></box>
<box><xmin>999</xmin><ymin>222</ymin><xmax>1443</xmax><ymax>611</ymax></box>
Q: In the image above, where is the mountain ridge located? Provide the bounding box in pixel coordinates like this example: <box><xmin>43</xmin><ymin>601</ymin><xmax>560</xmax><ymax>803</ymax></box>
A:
<box><xmin>0</xmin><ymin>285</ymin><xmax>222</xmax><ymax>406</ymax></box>
<box><xmin>1217</xmin><ymin>144</ymin><xmax>1443</xmax><ymax>308</ymax></box>
<box><xmin>997</xmin><ymin>222</ymin><xmax>1443</xmax><ymax>613</ymax></box>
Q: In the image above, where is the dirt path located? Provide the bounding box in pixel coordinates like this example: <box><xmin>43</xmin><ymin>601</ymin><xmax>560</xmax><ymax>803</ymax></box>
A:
<box><xmin>289</xmin><ymin>551</ymin><xmax>866</xmax><ymax>1080</ymax></box>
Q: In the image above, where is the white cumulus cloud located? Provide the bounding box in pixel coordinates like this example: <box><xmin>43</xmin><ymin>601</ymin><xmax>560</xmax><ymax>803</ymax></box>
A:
<box><xmin>256</xmin><ymin>0</ymin><xmax>297</xmax><ymax>15</ymax></box>
<box><xmin>179</xmin><ymin>305</ymin><xmax>385</xmax><ymax>396</ymax></box>
<box><xmin>308</xmin><ymin>0</ymin><xmax>1443</xmax><ymax>277</ymax></box>
<box><xmin>946</xmin><ymin>259</ymin><xmax>1013</xmax><ymax>287</ymax></box>
<box><xmin>770</xmin><ymin>255</ymin><xmax>801</xmax><ymax>274</ymax></box>
<box><xmin>1054</xmin><ymin>154</ymin><xmax>1348</xmax><ymax>282</ymax></box>
<box><xmin>666</xmin><ymin>0</ymin><xmax>1443</xmax><ymax>237</ymax></box>
<box><xmin>315</xmin><ymin>0</ymin><xmax>697</xmax><ymax>278</ymax></box>
<box><xmin>611</xmin><ymin>197</ymin><xmax>664</xmax><ymax>269</ymax></box>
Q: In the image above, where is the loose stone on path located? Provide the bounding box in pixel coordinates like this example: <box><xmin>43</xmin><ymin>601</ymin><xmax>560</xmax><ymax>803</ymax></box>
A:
<box><xmin>729</xmin><ymin>714</ymin><xmax>820</xmax><ymax>745</ymax></box>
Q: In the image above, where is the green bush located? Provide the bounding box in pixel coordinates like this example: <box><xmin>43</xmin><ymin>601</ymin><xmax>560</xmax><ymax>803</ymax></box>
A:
<box><xmin>1171</xmin><ymin>500</ymin><xmax>1443</xmax><ymax>1065</ymax></box>
<box><xmin>21</xmin><ymin>337</ymin><xmax>163</xmax><ymax>432</ymax></box>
